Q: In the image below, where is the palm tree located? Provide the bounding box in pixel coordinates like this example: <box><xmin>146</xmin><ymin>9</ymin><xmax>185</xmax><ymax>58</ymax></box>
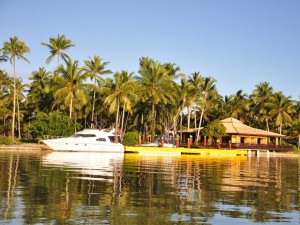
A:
<box><xmin>291</xmin><ymin>98</ymin><xmax>300</xmax><ymax>149</ymax></box>
<box><xmin>28</xmin><ymin>67</ymin><xmax>53</xmax><ymax>112</ymax></box>
<box><xmin>41</xmin><ymin>34</ymin><xmax>75</xmax><ymax>68</ymax></box>
<box><xmin>296</xmin><ymin>97</ymin><xmax>300</xmax><ymax>149</ymax></box>
<box><xmin>175</xmin><ymin>75</ymin><xmax>190</xmax><ymax>139</ymax></box>
<box><xmin>227</xmin><ymin>90</ymin><xmax>249</xmax><ymax>122</ymax></box>
<box><xmin>15</xmin><ymin>78</ymin><xmax>27</xmax><ymax>138</ymax></box>
<box><xmin>119</xmin><ymin>71</ymin><xmax>136</xmax><ymax>134</ymax></box>
<box><xmin>2</xmin><ymin>36</ymin><xmax>30</xmax><ymax>140</ymax></box>
<box><xmin>188</xmin><ymin>72</ymin><xmax>203</xmax><ymax>129</ymax></box>
<box><xmin>0</xmin><ymin>70</ymin><xmax>10</xmax><ymax>93</ymax></box>
<box><xmin>103</xmin><ymin>71</ymin><xmax>135</xmax><ymax>138</ymax></box>
<box><xmin>0</xmin><ymin>72</ymin><xmax>12</xmax><ymax>135</ymax></box>
<box><xmin>54</xmin><ymin>58</ymin><xmax>89</xmax><ymax>119</ymax></box>
<box><xmin>136</xmin><ymin>57</ymin><xmax>176</xmax><ymax>141</ymax></box>
<box><xmin>195</xmin><ymin>76</ymin><xmax>217</xmax><ymax>141</ymax></box>
<box><xmin>251</xmin><ymin>82</ymin><xmax>273</xmax><ymax>131</ymax></box>
<box><xmin>82</xmin><ymin>56</ymin><xmax>112</xmax><ymax>127</ymax></box>
<box><xmin>267</xmin><ymin>92</ymin><xmax>295</xmax><ymax>136</ymax></box>
<box><xmin>0</xmin><ymin>49</ymin><xmax>8</xmax><ymax>63</ymax></box>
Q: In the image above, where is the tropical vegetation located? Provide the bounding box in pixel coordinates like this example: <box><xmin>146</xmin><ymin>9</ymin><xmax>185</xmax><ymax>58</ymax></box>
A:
<box><xmin>0</xmin><ymin>35</ymin><xmax>299</xmax><ymax>148</ymax></box>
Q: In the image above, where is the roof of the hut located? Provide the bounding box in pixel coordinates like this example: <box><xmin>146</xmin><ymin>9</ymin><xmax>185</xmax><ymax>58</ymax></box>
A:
<box><xmin>221</xmin><ymin>117</ymin><xmax>285</xmax><ymax>138</ymax></box>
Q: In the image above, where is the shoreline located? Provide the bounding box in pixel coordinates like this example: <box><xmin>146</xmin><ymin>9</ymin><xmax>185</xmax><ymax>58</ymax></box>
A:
<box><xmin>0</xmin><ymin>144</ymin><xmax>298</xmax><ymax>157</ymax></box>
<box><xmin>0</xmin><ymin>143</ymin><xmax>52</xmax><ymax>151</ymax></box>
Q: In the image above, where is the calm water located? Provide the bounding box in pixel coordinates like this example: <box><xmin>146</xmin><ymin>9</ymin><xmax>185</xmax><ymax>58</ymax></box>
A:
<box><xmin>0</xmin><ymin>151</ymin><xmax>299</xmax><ymax>225</ymax></box>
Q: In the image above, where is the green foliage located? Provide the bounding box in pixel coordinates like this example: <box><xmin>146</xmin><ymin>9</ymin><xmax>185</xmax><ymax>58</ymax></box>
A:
<box><xmin>292</xmin><ymin>145</ymin><xmax>300</xmax><ymax>152</ymax></box>
<box><xmin>0</xmin><ymin>135</ymin><xmax>14</xmax><ymax>144</ymax></box>
<box><xmin>26</xmin><ymin>111</ymin><xmax>82</xmax><ymax>139</ymax></box>
<box><xmin>122</xmin><ymin>132</ymin><xmax>139</xmax><ymax>146</ymax></box>
<box><xmin>201</xmin><ymin>120</ymin><xmax>226</xmax><ymax>138</ymax></box>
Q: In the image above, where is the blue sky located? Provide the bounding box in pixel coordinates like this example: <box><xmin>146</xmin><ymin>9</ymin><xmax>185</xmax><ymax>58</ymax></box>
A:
<box><xmin>1</xmin><ymin>0</ymin><xmax>299</xmax><ymax>100</ymax></box>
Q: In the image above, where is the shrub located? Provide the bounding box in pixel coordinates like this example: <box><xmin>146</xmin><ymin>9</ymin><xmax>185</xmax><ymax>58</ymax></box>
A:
<box><xmin>25</xmin><ymin>111</ymin><xmax>82</xmax><ymax>139</ymax></box>
<box><xmin>0</xmin><ymin>135</ymin><xmax>18</xmax><ymax>145</ymax></box>
<box><xmin>201</xmin><ymin>119</ymin><xmax>226</xmax><ymax>139</ymax></box>
<box><xmin>293</xmin><ymin>145</ymin><xmax>300</xmax><ymax>152</ymax></box>
<box><xmin>122</xmin><ymin>132</ymin><xmax>139</xmax><ymax>146</ymax></box>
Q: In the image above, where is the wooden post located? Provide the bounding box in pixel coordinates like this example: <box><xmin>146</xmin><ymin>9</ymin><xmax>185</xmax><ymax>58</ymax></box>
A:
<box><xmin>160</xmin><ymin>136</ymin><xmax>164</xmax><ymax>148</ymax></box>
<box><xmin>176</xmin><ymin>135</ymin><xmax>179</xmax><ymax>148</ymax></box>
<box><xmin>204</xmin><ymin>136</ymin><xmax>207</xmax><ymax>147</ymax></box>
<box><xmin>138</xmin><ymin>133</ymin><xmax>142</xmax><ymax>146</ymax></box>
<box><xmin>229</xmin><ymin>141</ymin><xmax>231</xmax><ymax>150</ymax></box>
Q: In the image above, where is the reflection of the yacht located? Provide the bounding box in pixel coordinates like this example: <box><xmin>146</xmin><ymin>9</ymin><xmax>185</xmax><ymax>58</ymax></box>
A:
<box><xmin>42</xmin><ymin>152</ymin><xmax>124</xmax><ymax>180</ymax></box>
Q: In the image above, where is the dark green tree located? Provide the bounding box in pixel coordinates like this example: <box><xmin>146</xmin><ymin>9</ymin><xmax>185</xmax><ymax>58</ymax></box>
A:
<box><xmin>201</xmin><ymin>119</ymin><xmax>226</xmax><ymax>140</ymax></box>
<box><xmin>26</xmin><ymin>111</ymin><xmax>82</xmax><ymax>139</ymax></box>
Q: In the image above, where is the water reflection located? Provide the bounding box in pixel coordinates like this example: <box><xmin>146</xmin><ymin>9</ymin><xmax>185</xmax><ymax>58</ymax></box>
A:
<box><xmin>0</xmin><ymin>152</ymin><xmax>299</xmax><ymax>224</ymax></box>
<box><xmin>43</xmin><ymin>152</ymin><xmax>124</xmax><ymax>180</ymax></box>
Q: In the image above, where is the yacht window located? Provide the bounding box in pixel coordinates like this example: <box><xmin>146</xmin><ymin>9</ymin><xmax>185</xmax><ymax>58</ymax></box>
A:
<box><xmin>96</xmin><ymin>138</ymin><xmax>106</xmax><ymax>142</ymax></box>
<box><xmin>72</xmin><ymin>134</ymin><xmax>96</xmax><ymax>137</ymax></box>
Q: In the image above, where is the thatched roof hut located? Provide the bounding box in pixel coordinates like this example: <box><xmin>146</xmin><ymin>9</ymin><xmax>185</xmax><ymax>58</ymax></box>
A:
<box><xmin>221</xmin><ymin>117</ymin><xmax>284</xmax><ymax>138</ymax></box>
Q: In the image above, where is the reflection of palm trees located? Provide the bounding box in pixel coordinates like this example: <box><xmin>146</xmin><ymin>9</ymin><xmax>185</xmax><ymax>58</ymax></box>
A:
<box><xmin>4</xmin><ymin>154</ymin><xmax>20</xmax><ymax>220</ymax></box>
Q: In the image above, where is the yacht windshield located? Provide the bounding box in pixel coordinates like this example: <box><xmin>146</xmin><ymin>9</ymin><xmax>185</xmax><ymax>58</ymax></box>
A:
<box><xmin>72</xmin><ymin>134</ymin><xmax>96</xmax><ymax>137</ymax></box>
<box><xmin>108</xmin><ymin>136</ymin><xmax>121</xmax><ymax>143</ymax></box>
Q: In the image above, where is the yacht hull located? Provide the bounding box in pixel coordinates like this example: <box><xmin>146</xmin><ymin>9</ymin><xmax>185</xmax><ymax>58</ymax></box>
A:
<box><xmin>43</xmin><ymin>139</ymin><xmax>124</xmax><ymax>152</ymax></box>
<box><xmin>42</xmin><ymin>129</ymin><xmax>125</xmax><ymax>152</ymax></box>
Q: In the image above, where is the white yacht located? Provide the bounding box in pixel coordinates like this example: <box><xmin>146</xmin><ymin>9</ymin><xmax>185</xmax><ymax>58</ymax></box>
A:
<box><xmin>42</xmin><ymin>129</ymin><xmax>125</xmax><ymax>152</ymax></box>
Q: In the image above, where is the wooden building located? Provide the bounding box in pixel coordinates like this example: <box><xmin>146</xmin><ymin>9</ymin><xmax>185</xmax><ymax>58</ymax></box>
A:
<box><xmin>220</xmin><ymin>117</ymin><xmax>291</xmax><ymax>151</ymax></box>
<box><xmin>177</xmin><ymin>117</ymin><xmax>292</xmax><ymax>151</ymax></box>
<box><xmin>221</xmin><ymin>117</ymin><xmax>284</xmax><ymax>144</ymax></box>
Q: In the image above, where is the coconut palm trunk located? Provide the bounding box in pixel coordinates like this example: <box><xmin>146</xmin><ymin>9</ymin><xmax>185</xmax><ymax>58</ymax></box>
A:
<box><xmin>180</xmin><ymin>112</ymin><xmax>183</xmax><ymax>140</ymax></box>
<box><xmin>17</xmin><ymin>97</ymin><xmax>21</xmax><ymax>138</ymax></box>
<box><xmin>197</xmin><ymin>107</ymin><xmax>205</xmax><ymax>141</ymax></box>
<box><xmin>69</xmin><ymin>97</ymin><xmax>73</xmax><ymax>119</ymax></box>
<box><xmin>266</xmin><ymin>119</ymin><xmax>270</xmax><ymax>132</ymax></box>
<box><xmin>3</xmin><ymin>36</ymin><xmax>30</xmax><ymax>140</ymax></box>
<box><xmin>91</xmin><ymin>77</ymin><xmax>96</xmax><ymax>127</ymax></box>
<box><xmin>115</xmin><ymin>97</ymin><xmax>120</xmax><ymax>143</ymax></box>
<box><xmin>187</xmin><ymin>105</ymin><xmax>191</xmax><ymax>129</ymax></box>
<box><xmin>121</xmin><ymin>102</ymin><xmax>126</xmax><ymax>134</ymax></box>
<box><xmin>12</xmin><ymin>57</ymin><xmax>16</xmax><ymax>139</ymax></box>
<box><xmin>151</xmin><ymin>101</ymin><xmax>156</xmax><ymax>141</ymax></box>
